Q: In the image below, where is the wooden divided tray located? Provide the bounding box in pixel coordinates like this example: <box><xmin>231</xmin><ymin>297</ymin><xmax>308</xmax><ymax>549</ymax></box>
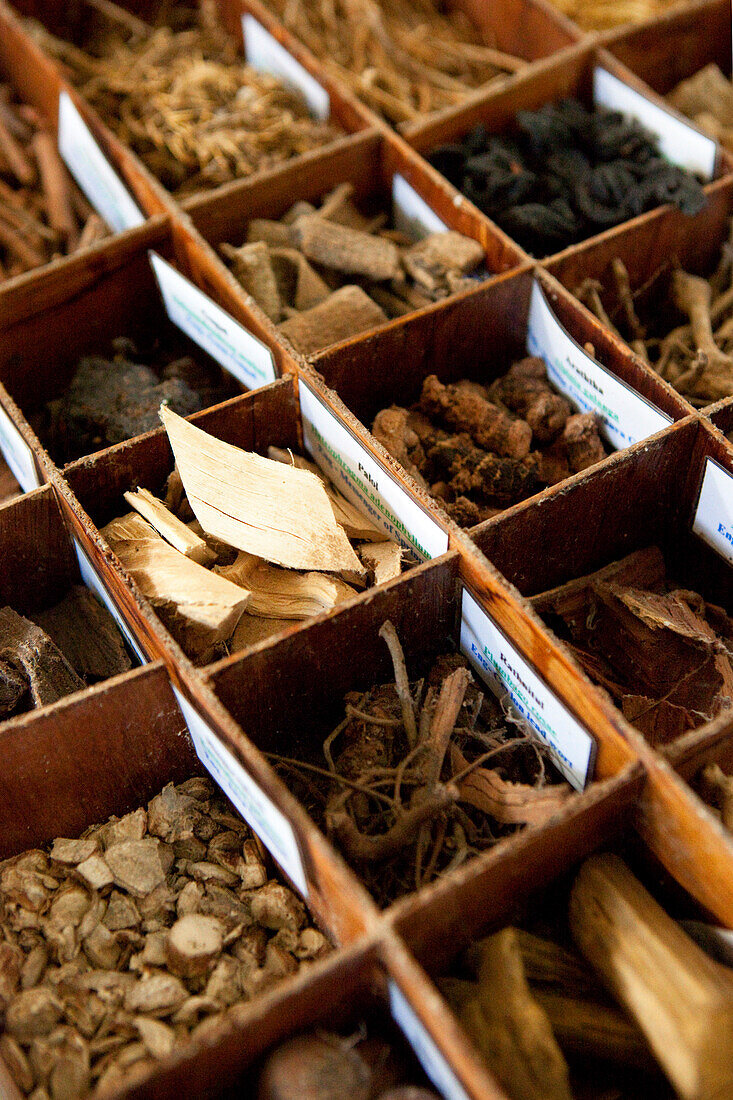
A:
<box><xmin>2</xmin><ymin>1</ymin><xmax>733</xmax><ymax>1097</ymax></box>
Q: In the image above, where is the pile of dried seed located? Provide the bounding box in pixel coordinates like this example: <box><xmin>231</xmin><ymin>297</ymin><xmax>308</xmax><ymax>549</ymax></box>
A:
<box><xmin>547</xmin><ymin>0</ymin><xmax>684</xmax><ymax>31</ymax></box>
<box><xmin>0</xmin><ymin>84</ymin><xmax>107</xmax><ymax>282</ymax></box>
<box><xmin>429</xmin><ymin>99</ymin><xmax>706</xmax><ymax>255</ymax></box>
<box><xmin>263</xmin><ymin>0</ymin><xmax>527</xmax><ymax>127</ymax></box>
<box><xmin>26</xmin><ymin>7</ymin><xmax>341</xmax><ymax>196</ymax></box>
<box><xmin>372</xmin><ymin>363</ymin><xmax>606</xmax><ymax>527</ymax></box>
<box><xmin>0</xmin><ymin>778</ymin><xmax>330</xmax><ymax>1098</ymax></box>
<box><xmin>273</xmin><ymin>622</ymin><xmax>572</xmax><ymax>907</ymax></box>
<box><xmin>222</xmin><ymin>182</ymin><xmax>486</xmax><ymax>354</ymax></box>
<box><xmin>667</xmin><ymin>63</ymin><xmax>733</xmax><ymax>156</ymax></box>
<box><xmin>0</xmin><ymin>589</ymin><xmax>131</xmax><ymax>722</ymax></box>
<box><xmin>575</xmin><ymin>237</ymin><xmax>733</xmax><ymax>405</ymax></box>
<box><xmin>42</xmin><ymin>334</ymin><xmax>237</xmax><ymax>465</ymax></box>
<box><xmin>534</xmin><ymin>546</ymin><xmax>733</xmax><ymax>746</ymax></box>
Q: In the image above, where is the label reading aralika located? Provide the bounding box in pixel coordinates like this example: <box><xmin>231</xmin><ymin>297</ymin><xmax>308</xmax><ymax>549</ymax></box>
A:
<box><xmin>0</xmin><ymin>403</ymin><xmax>40</xmax><ymax>492</ymax></box>
<box><xmin>692</xmin><ymin>456</ymin><xmax>733</xmax><ymax>565</ymax></box>
<box><xmin>72</xmin><ymin>538</ymin><xmax>146</xmax><ymax>663</ymax></box>
<box><xmin>459</xmin><ymin>588</ymin><xmax>595</xmax><ymax>790</ymax></box>
<box><xmin>298</xmin><ymin>379</ymin><xmax>450</xmax><ymax>561</ymax></box>
<box><xmin>388</xmin><ymin>982</ymin><xmax>471</xmax><ymax>1100</ymax></box>
<box><xmin>392</xmin><ymin>174</ymin><xmax>448</xmax><ymax>241</ymax></box>
<box><xmin>149</xmin><ymin>252</ymin><xmax>276</xmax><ymax>390</ymax></box>
<box><xmin>527</xmin><ymin>279</ymin><xmax>672</xmax><ymax>451</ymax></box>
<box><xmin>242</xmin><ymin>14</ymin><xmax>330</xmax><ymax>120</ymax></box>
<box><xmin>57</xmin><ymin>92</ymin><xmax>144</xmax><ymax>233</ymax></box>
<box><xmin>593</xmin><ymin>66</ymin><xmax>718</xmax><ymax>180</ymax></box>
<box><xmin>172</xmin><ymin>687</ymin><xmax>308</xmax><ymax>898</ymax></box>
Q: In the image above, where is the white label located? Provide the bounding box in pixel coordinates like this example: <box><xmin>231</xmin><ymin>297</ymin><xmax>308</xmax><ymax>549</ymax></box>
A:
<box><xmin>149</xmin><ymin>252</ymin><xmax>276</xmax><ymax>391</ymax></box>
<box><xmin>527</xmin><ymin>280</ymin><xmax>672</xmax><ymax>451</ymax></box>
<box><xmin>593</xmin><ymin>67</ymin><xmax>717</xmax><ymax>180</ymax></box>
<box><xmin>692</xmin><ymin>457</ymin><xmax>733</xmax><ymax>563</ymax></box>
<box><xmin>242</xmin><ymin>14</ymin><xmax>330</xmax><ymax>120</ymax></box>
<box><xmin>58</xmin><ymin>92</ymin><xmax>144</xmax><ymax>233</ymax></box>
<box><xmin>0</xmin><ymin>404</ymin><xmax>40</xmax><ymax>492</ymax></box>
<box><xmin>72</xmin><ymin>537</ymin><xmax>146</xmax><ymax>662</ymax></box>
<box><xmin>173</xmin><ymin>687</ymin><xmax>308</xmax><ymax>897</ymax></box>
<box><xmin>460</xmin><ymin>588</ymin><xmax>594</xmax><ymax>790</ymax></box>
<box><xmin>299</xmin><ymin>379</ymin><xmax>449</xmax><ymax>561</ymax></box>
<box><xmin>388</xmin><ymin>982</ymin><xmax>471</xmax><ymax>1100</ymax></box>
<box><xmin>392</xmin><ymin>175</ymin><xmax>448</xmax><ymax>241</ymax></box>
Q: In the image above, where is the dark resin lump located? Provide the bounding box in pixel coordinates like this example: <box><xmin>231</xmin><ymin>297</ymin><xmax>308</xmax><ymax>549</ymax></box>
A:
<box><xmin>430</xmin><ymin>98</ymin><xmax>707</xmax><ymax>256</ymax></box>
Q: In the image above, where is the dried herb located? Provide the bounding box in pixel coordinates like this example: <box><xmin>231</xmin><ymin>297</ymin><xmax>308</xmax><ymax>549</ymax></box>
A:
<box><xmin>546</xmin><ymin>0</ymin><xmax>684</xmax><ymax>32</ymax></box>
<box><xmin>0</xmin><ymin>778</ymin><xmax>330</xmax><ymax>1097</ymax></box>
<box><xmin>26</xmin><ymin>4</ymin><xmax>341</xmax><ymax>197</ymax></box>
<box><xmin>262</xmin><ymin>0</ymin><xmax>527</xmax><ymax>126</ymax></box>
<box><xmin>372</xmin><ymin>362</ymin><xmax>606</xmax><ymax>528</ymax></box>
<box><xmin>668</xmin><ymin>64</ymin><xmax>733</xmax><ymax>156</ymax></box>
<box><xmin>533</xmin><ymin>546</ymin><xmax>733</xmax><ymax>746</ymax></box>
<box><xmin>271</xmin><ymin>622</ymin><xmax>571</xmax><ymax>908</ymax></box>
<box><xmin>0</xmin><ymin>589</ymin><xmax>131</xmax><ymax>722</ymax></box>
<box><xmin>42</xmin><ymin>334</ymin><xmax>237</xmax><ymax>464</ymax></box>
<box><xmin>222</xmin><ymin>182</ymin><xmax>486</xmax><ymax>355</ymax></box>
<box><xmin>0</xmin><ymin>83</ymin><xmax>107</xmax><ymax>282</ymax></box>
<box><xmin>429</xmin><ymin>99</ymin><xmax>706</xmax><ymax>256</ymax></box>
<box><xmin>694</xmin><ymin>763</ymin><xmax>733</xmax><ymax>830</ymax></box>
<box><xmin>576</xmin><ymin>236</ymin><xmax>733</xmax><ymax>405</ymax></box>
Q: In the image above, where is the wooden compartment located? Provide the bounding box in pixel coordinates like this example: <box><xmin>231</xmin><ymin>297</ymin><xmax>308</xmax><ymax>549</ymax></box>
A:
<box><xmin>310</xmin><ymin>265</ymin><xmax>689</xmax><ymax>529</ymax></box>
<box><xmin>183</xmin><ymin>129</ymin><xmax>525</xmax><ymax>361</ymax></box>
<box><xmin>0</xmin><ymin>453</ymin><xmax>21</xmax><ymax>505</ymax></box>
<box><xmin>402</xmin><ymin>42</ymin><xmax>729</xmax><ymax>260</ymax></box>
<box><xmin>229</xmin><ymin>0</ymin><xmax>580</xmax><ymax>137</ymax></box>
<box><xmin>0</xmin><ymin>215</ymin><xmax>291</xmax><ymax>487</ymax></box>
<box><xmin>0</xmin><ymin>483</ymin><xmax>138</xmax><ymax>726</ymax></box>
<box><xmin>13</xmin><ymin>0</ymin><xmax>371</xmax><ymax>210</ymax></box>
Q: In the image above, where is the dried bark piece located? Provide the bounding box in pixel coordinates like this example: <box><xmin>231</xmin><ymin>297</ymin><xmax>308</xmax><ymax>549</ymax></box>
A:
<box><xmin>216</xmin><ymin>553</ymin><xmax>357</xmax><ymax>619</ymax></box>
<box><xmin>49</xmin><ymin>838</ymin><xmax>99</xmax><ymax>866</ymax></box>
<box><xmin>257</xmin><ymin>1032</ymin><xmax>372</xmax><ymax>1100</ymax></box>
<box><xmin>160</xmin><ymin>406</ymin><xmax>363</xmax><ymax>574</ymax></box>
<box><xmin>100</xmin><ymin>808</ymin><xmax>148</xmax><ymax>849</ymax></box>
<box><xmin>221</xmin><ymin>241</ymin><xmax>281</xmax><ymax>323</ymax></box>
<box><xmin>102</xmin><ymin>512</ymin><xmax>249</xmax><ymax>661</ymax></box>
<box><xmin>290</xmin><ymin>214</ymin><xmax>401</xmax><ymax>281</ymax></box>
<box><xmin>279</xmin><ymin>285</ymin><xmax>388</xmax><ymax>355</ymax></box>
<box><xmin>621</xmin><ymin>694</ymin><xmax>697</xmax><ymax>747</ymax></box>
<box><xmin>124</xmin><ymin>973</ymin><xmax>188</xmax><ymax>1016</ymax></box>
<box><xmin>0</xmin><ymin>607</ymin><xmax>85</xmax><ymax>709</ymax></box>
<box><xmin>450</xmin><ymin>745</ymin><xmax>572</xmax><ymax>825</ymax></box>
<box><xmin>531</xmin><ymin>546</ymin><xmax>666</xmax><ymax>622</ymax></box>
<box><xmin>402</xmin><ymin>232</ymin><xmax>484</xmax><ymax>292</ymax></box>
<box><xmin>358</xmin><ymin>541</ymin><xmax>403</xmax><ymax>585</ymax></box>
<box><xmin>166</xmin><ymin>915</ymin><xmax>224</xmax><ymax>979</ymax></box>
<box><xmin>33</xmin><ymin>586</ymin><xmax>130</xmax><ymax>683</ymax></box>
<box><xmin>104</xmin><ymin>839</ymin><xmax>172</xmax><ymax>898</ymax></box>
<box><xmin>250</xmin><ymin>884</ymin><xmax>306</xmax><ymax>933</ymax></box>
<box><xmin>0</xmin><ymin>658</ymin><xmax>27</xmax><ymax>719</ymax></box>
<box><xmin>0</xmin><ymin>1034</ymin><xmax>34</xmax><ymax>1093</ymax></box>
<box><xmin>123</xmin><ymin>488</ymin><xmax>216</xmax><ymax>566</ymax></box>
<box><xmin>269</xmin><ymin>248</ymin><xmax>331</xmax><ymax>312</ymax></box>
<box><xmin>246</xmin><ymin>219</ymin><xmax>291</xmax><ymax>249</ymax></box>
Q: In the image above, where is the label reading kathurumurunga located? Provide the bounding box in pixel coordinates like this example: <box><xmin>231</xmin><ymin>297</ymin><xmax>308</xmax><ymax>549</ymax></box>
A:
<box><xmin>459</xmin><ymin>587</ymin><xmax>595</xmax><ymax>790</ymax></box>
<box><xmin>173</xmin><ymin>687</ymin><xmax>309</xmax><ymax>898</ymax></box>
<box><xmin>299</xmin><ymin>379</ymin><xmax>450</xmax><ymax>561</ymax></box>
<box><xmin>527</xmin><ymin>279</ymin><xmax>672</xmax><ymax>451</ymax></box>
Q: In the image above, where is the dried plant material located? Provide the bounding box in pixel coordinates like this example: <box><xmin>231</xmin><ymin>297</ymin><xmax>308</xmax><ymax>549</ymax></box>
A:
<box><xmin>32</xmin><ymin>586</ymin><xmax>131</xmax><ymax>682</ymax></box>
<box><xmin>0</xmin><ymin>607</ymin><xmax>85</xmax><ymax>714</ymax></box>
<box><xmin>272</xmin><ymin>623</ymin><xmax>570</xmax><ymax>906</ymax></box>
<box><xmin>0</xmin><ymin>778</ymin><xmax>330</xmax><ymax>1097</ymax></box>
<box><xmin>44</xmin><ymin>335</ymin><xmax>236</xmax><ymax>465</ymax></box>
<box><xmin>26</xmin><ymin>9</ymin><xmax>341</xmax><ymax>197</ymax></box>
<box><xmin>450</xmin><ymin>745</ymin><xmax>573</xmax><ymax>826</ymax></box>
<box><xmin>668</xmin><ymin>64</ymin><xmax>733</xmax><ymax>156</ymax></box>
<box><xmin>0</xmin><ymin>83</ymin><xmax>108</xmax><ymax>284</ymax></box>
<box><xmin>533</xmin><ymin>547</ymin><xmax>733</xmax><ymax>746</ymax></box>
<box><xmin>124</xmin><ymin>488</ymin><xmax>216</xmax><ymax>566</ymax></box>
<box><xmin>546</xmin><ymin>0</ymin><xmax>686</xmax><ymax>31</ymax></box>
<box><xmin>358</xmin><ymin>540</ymin><xmax>403</xmax><ymax>585</ymax></box>
<box><xmin>373</xmin><ymin>363</ymin><xmax>606</xmax><ymax>527</ymax></box>
<box><xmin>160</xmin><ymin>405</ymin><xmax>363</xmax><ymax>574</ymax></box>
<box><xmin>216</xmin><ymin>553</ymin><xmax>356</xmax><ymax>620</ymax></box>
<box><xmin>695</xmin><ymin>763</ymin><xmax>733</xmax><ymax>831</ymax></box>
<box><xmin>431</xmin><ymin>100</ymin><xmax>706</xmax><ymax>256</ymax></box>
<box><xmin>229</xmin><ymin>614</ymin><xmax>295</xmax><ymax>652</ymax></box>
<box><xmin>223</xmin><ymin>184</ymin><xmax>487</xmax><ymax>354</ymax></box>
<box><xmin>263</xmin><ymin>0</ymin><xmax>527</xmax><ymax>126</ymax></box>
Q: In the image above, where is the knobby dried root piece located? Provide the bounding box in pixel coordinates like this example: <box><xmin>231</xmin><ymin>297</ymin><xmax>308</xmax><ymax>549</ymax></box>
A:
<box><xmin>43</xmin><ymin>334</ymin><xmax>236</xmax><ymax>465</ymax></box>
<box><xmin>260</xmin><ymin>0</ymin><xmax>526</xmax><ymax>127</ymax></box>
<box><xmin>222</xmin><ymin>184</ymin><xmax>487</xmax><ymax>355</ymax></box>
<box><xmin>271</xmin><ymin>622</ymin><xmax>571</xmax><ymax>907</ymax></box>
<box><xmin>547</xmin><ymin>0</ymin><xmax>685</xmax><ymax>30</ymax></box>
<box><xmin>576</xmin><ymin>242</ymin><xmax>733</xmax><ymax>406</ymax></box>
<box><xmin>372</xmin><ymin>363</ymin><xmax>606</xmax><ymax>528</ymax></box>
<box><xmin>0</xmin><ymin>778</ymin><xmax>331</xmax><ymax>1098</ymax></box>
<box><xmin>0</xmin><ymin>592</ymin><xmax>130</xmax><ymax>721</ymax></box>
<box><xmin>25</xmin><ymin>7</ymin><xmax>341</xmax><ymax>197</ymax></box>
<box><xmin>100</xmin><ymin>412</ymin><xmax>405</xmax><ymax>665</ymax></box>
<box><xmin>694</xmin><ymin>762</ymin><xmax>733</xmax><ymax>831</ymax></box>
<box><xmin>0</xmin><ymin>82</ymin><xmax>108</xmax><ymax>284</ymax></box>
<box><xmin>532</xmin><ymin>546</ymin><xmax>733</xmax><ymax>746</ymax></box>
<box><xmin>668</xmin><ymin>64</ymin><xmax>733</xmax><ymax>157</ymax></box>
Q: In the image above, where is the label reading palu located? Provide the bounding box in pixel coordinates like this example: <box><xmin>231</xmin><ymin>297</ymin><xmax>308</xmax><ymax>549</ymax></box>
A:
<box><xmin>527</xmin><ymin>279</ymin><xmax>672</xmax><ymax>451</ymax></box>
<box><xmin>298</xmin><ymin>379</ymin><xmax>450</xmax><ymax>561</ymax></box>
<box><xmin>693</xmin><ymin>456</ymin><xmax>733</xmax><ymax>565</ymax></box>
<box><xmin>459</xmin><ymin>587</ymin><xmax>595</xmax><ymax>790</ymax></box>
<box><xmin>172</xmin><ymin>687</ymin><xmax>309</xmax><ymax>898</ymax></box>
